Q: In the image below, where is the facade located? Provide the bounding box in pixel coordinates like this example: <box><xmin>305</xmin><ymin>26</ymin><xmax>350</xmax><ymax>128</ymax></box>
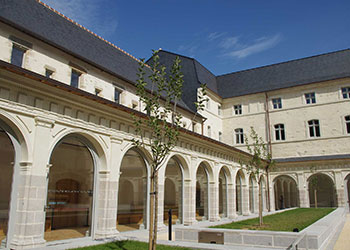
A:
<box><xmin>0</xmin><ymin>0</ymin><xmax>349</xmax><ymax>249</ymax></box>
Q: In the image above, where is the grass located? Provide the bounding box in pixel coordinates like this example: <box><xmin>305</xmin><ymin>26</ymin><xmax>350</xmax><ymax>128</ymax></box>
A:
<box><xmin>70</xmin><ymin>240</ymin><xmax>195</xmax><ymax>250</ymax></box>
<box><xmin>212</xmin><ymin>208</ymin><xmax>335</xmax><ymax>232</ymax></box>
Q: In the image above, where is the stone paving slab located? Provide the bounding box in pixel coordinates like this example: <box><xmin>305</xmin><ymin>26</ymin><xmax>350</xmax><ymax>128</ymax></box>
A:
<box><xmin>333</xmin><ymin>214</ymin><xmax>350</xmax><ymax>250</ymax></box>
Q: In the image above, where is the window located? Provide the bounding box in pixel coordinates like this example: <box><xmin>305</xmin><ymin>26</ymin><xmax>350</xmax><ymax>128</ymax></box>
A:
<box><xmin>45</xmin><ymin>69</ymin><xmax>54</xmax><ymax>78</ymax></box>
<box><xmin>192</xmin><ymin>122</ymin><xmax>196</xmax><ymax>132</ymax></box>
<box><xmin>11</xmin><ymin>44</ymin><xmax>26</xmax><ymax>67</ymax></box>
<box><xmin>235</xmin><ymin>128</ymin><xmax>244</xmax><ymax>144</ymax></box>
<box><xmin>132</xmin><ymin>101</ymin><xmax>138</xmax><ymax>109</ymax></box>
<box><xmin>274</xmin><ymin>124</ymin><xmax>285</xmax><ymax>141</ymax></box>
<box><xmin>219</xmin><ymin>132</ymin><xmax>222</xmax><ymax>142</ymax></box>
<box><xmin>218</xmin><ymin>105</ymin><xmax>222</xmax><ymax>115</ymax></box>
<box><xmin>94</xmin><ymin>88</ymin><xmax>102</xmax><ymax>96</ymax></box>
<box><xmin>114</xmin><ymin>88</ymin><xmax>121</xmax><ymax>103</ymax></box>
<box><xmin>234</xmin><ymin>104</ymin><xmax>242</xmax><ymax>115</ymax></box>
<box><xmin>70</xmin><ymin>70</ymin><xmax>81</xmax><ymax>88</ymax></box>
<box><xmin>345</xmin><ymin>116</ymin><xmax>350</xmax><ymax>134</ymax></box>
<box><xmin>305</xmin><ymin>92</ymin><xmax>316</xmax><ymax>104</ymax></box>
<box><xmin>207</xmin><ymin>126</ymin><xmax>211</xmax><ymax>137</ymax></box>
<box><xmin>272</xmin><ymin>98</ymin><xmax>282</xmax><ymax>109</ymax></box>
<box><xmin>342</xmin><ymin>87</ymin><xmax>350</xmax><ymax>99</ymax></box>
<box><xmin>308</xmin><ymin>120</ymin><xmax>321</xmax><ymax>137</ymax></box>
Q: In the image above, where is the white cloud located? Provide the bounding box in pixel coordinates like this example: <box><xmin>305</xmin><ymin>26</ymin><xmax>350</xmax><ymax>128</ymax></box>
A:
<box><xmin>40</xmin><ymin>0</ymin><xmax>118</xmax><ymax>38</ymax></box>
<box><xmin>219</xmin><ymin>36</ymin><xmax>239</xmax><ymax>49</ymax></box>
<box><xmin>208</xmin><ymin>32</ymin><xmax>226</xmax><ymax>41</ymax></box>
<box><xmin>225</xmin><ymin>34</ymin><xmax>282</xmax><ymax>59</ymax></box>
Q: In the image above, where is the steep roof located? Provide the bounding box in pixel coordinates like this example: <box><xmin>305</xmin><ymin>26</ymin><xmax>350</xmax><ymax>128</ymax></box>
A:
<box><xmin>0</xmin><ymin>0</ymin><xmax>193</xmax><ymax>113</ymax></box>
<box><xmin>217</xmin><ymin>49</ymin><xmax>350</xmax><ymax>98</ymax></box>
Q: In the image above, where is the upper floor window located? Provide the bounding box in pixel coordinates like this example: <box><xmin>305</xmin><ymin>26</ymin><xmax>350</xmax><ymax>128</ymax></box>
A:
<box><xmin>114</xmin><ymin>88</ymin><xmax>121</xmax><ymax>103</ymax></box>
<box><xmin>272</xmin><ymin>98</ymin><xmax>282</xmax><ymax>109</ymax></box>
<box><xmin>219</xmin><ymin>132</ymin><xmax>222</xmax><ymax>142</ymax></box>
<box><xmin>345</xmin><ymin>115</ymin><xmax>350</xmax><ymax>134</ymax></box>
<box><xmin>274</xmin><ymin>124</ymin><xmax>285</xmax><ymax>141</ymax></box>
<box><xmin>218</xmin><ymin>105</ymin><xmax>222</xmax><ymax>115</ymax></box>
<box><xmin>234</xmin><ymin>104</ymin><xmax>242</xmax><ymax>115</ymax></box>
<box><xmin>235</xmin><ymin>128</ymin><xmax>244</xmax><ymax>144</ymax></box>
<box><xmin>45</xmin><ymin>68</ymin><xmax>54</xmax><ymax>78</ymax></box>
<box><xmin>70</xmin><ymin>70</ymin><xmax>81</xmax><ymax>88</ymax></box>
<box><xmin>305</xmin><ymin>92</ymin><xmax>316</xmax><ymax>104</ymax></box>
<box><xmin>11</xmin><ymin>44</ymin><xmax>26</xmax><ymax>67</ymax></box>
<box><xmin>192</xmin><ymin>122</ymin><xmax>196</xmax><ymax>132</ymax></box>
<box><xmin>342</xmin><ymin>87</ymin><xmax>350</xmax><ymax>99</ymax></box>
<box><xmin>207</xmin><ymin>126</ymin><xmax>211</xmax><ymax>137</ymax></box>
<box><xmin>308</xmin><ymin>119</ymin><xmax>321</xmax><ymax>137</ymax></box>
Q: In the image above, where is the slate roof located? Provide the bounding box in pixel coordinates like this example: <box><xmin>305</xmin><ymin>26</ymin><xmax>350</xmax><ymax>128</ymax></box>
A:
<box><xmin>0</xmin><ymin>0</ymin><xmax>192</xmax><ymax>113</ymax></box>
<box><xmin>217</xmin><ymin>49</ymin><xmax>350</xmax><ymax>98</ymax></box>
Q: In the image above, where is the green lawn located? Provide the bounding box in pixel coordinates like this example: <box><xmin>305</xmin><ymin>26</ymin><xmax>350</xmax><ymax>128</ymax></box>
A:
<box><xmin>70</xmin><ymin>240</ymin><xmax>194</xmax><ymax>250</ymax></box>
<box><xmin>212</xmin><ymin>208</ymin><xmax>335</xmax><ymax>232</ymax></box>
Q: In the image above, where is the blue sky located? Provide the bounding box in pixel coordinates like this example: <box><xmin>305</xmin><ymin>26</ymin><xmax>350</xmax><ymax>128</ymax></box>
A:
<box><xmin>41</xmin><ymin>0</ymin><xmax>350</xmax><ymax>75</ymax></box>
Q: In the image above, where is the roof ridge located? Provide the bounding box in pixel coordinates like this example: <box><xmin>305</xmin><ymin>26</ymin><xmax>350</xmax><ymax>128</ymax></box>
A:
<box><xmin>159</xmin><ymin>49</ymin><xmax>196</xmax><ymax>61</ymax></box>
<box><xmin>36</xmin><ymin>0</ymin><xmax>141</xmax><ymax>64</ymax></box>
<box><xmin>217</xmin><ymin>48</ymin><xmax>350</xmax><ymax>78</ymax></box>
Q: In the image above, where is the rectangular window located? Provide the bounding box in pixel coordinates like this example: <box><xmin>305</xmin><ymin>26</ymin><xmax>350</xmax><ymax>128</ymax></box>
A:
<box><xmin>272</xmin><ymin>98</ymin><xmax>282</xmax><ymax>109</ymax></box>
<box><xmin>218</xmin><ymin>105</ymin><xmax>221</xmax><ymax>115</ymax></box>
<box><xmin>308</xmin><ymin>120</ymin><xmax>321</xmax><ymax>137</ymax></box>
<box><xmin>234</xmin><ymin>104</ymin><xmax>242</xmax><ymax>115</ymax></box>
<box><xmin>305</xmin><ymin>92</ymin><xmax>316</xmax><ymax>104</ymax></box>
<box><xmin>192</xmin><ymin>122</ymin><xmax>196</xmax><ymax>132</ymax></box>
<box><xmin>11</xmin><ymin>44</ymin><xmax>26</xmax><ymax>67</ymax></box>
<box><xmin>114</xmin><ymin>88</ymin><xmax>121</xmax><ymax>103</ymax></box>
<box><xmin>342</xmin><ymin>87</ymin><xmax>350</xmax><ymax>99</ymax></box>
<box><xmin>70</xmin><ymin>70</ymin><xmax>81</xmax><ymax>88</ymax></box>
<box><xmin>274</xmin><ymin>124</ymin><xmax>286</xmax><ymax>141</ymax></box>
<box><xmin>219</xmin><ymin>132</ymin><xmax>222</xmax><ymax>142</ymax></box>
<box><xmin>345</xmin><ymin>116</ymin><xmax>350</xmax><ymax>134</ymax></box>
<box><xmin>235</xmin><ymin>128</ymin><xmax>244</xmax><ymax>144</ymax></box>
<box><xmin>45</xmin><ymin>69</ymin><xmax>54</xmax><ymax>78</ymax></box>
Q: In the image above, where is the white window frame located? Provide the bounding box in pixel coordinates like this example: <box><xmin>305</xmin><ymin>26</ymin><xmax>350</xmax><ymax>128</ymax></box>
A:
<box><xmin>341</xmin><ymin>87</ymin><xmax>350</xmax><ymax>99</ymax></box>
<box><xmin>235</xmin><ymin>128</ymin><xmax>244</xmax><ymax>144</ymax></box>
<box><xmin>272</xmin><ymin>98</ymin><xmax>282</xmax><ymax>109</ymax></box>
<box><xmin>308</xmin><ymin>119</ymin><xmax>321</xmax><ymax>138</ymax></box>
<box><xmin>274</xmin><ymin>124</ymin><xmax>286</xmax><ymax>141</ymax></box>
<box><xmin>305</xmin><ymin>92</ymin><xmax>316</xmax><ymax>104</ymax></box>
<box><xmin>345</xmin><ymin>115</ymin><xmax>350</xmax><ymax>134</ymax></box>
<box><xmin>233</xmin><ymin>104</ymin><xmax>242</xmax><ymax>115</ymax></box>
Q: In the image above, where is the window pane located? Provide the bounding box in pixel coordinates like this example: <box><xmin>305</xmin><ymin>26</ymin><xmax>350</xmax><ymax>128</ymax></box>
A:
<box><xmin>11</xmin><ymin>46</ymin><xmax>25</xmax><ymax>67</ymax></box>
<box><xmin>114</xmin><ymin>89</ymin><xmax>120</xmax><ymax>103</ymax></box>
<box><xmin>70</xmin><ymin>70</ymin><xmax>80</xmax><ymax>88</ymax></box>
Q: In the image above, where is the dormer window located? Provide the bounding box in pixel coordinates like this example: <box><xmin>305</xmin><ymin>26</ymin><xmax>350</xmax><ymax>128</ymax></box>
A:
<box><xmin>11</xmin><ymin>44</ymin><xmax>26</xmax><ymax>67</ymax></box>
<box><xmin>70</xmin><ymin>70</ymin><xmax>81</xmax><ymax>88</ymax></box>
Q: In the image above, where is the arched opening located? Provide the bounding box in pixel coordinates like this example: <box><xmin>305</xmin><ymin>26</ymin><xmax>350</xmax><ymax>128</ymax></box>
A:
<box><xmin>218</xmin><ymin>168</ymin><xmax>228</xmax><ymax>217</ymax></box>
<box><xmin>249</xmin><ymin>174</ymin><xmax>256</xmax><ymax>213</ymax></box>
<box><xmin>0</xmin><ymin>126</ymin><xmax>15</xmax><ymax>246</ymax></box>
<box><xmin>274</xmin><ymin>175</ymin><xmax>298</xmax><ymax>210</ymax></box>
<box><xmin>345</xmin><ymin>174</ymin><xmax>350</xmax><ymax>211</ymax></box>
<box><xmin>164</xmin><ymin>157</ymin><xmax>183</xmax><ymax>225</ymax></box>
<box><xmin>117</xmin><ymin>148</ymin><xmax>148</xmax><ymax>231</ymax></box>
<box><xmin>196</xmin><ymin>163</ymin><xmax>209</xmax><ymax>221</ymax></box>
<box><xmin>308</xmin><ymin>173</ymin><xmax>336</xmax><ymax>208</ymax></box>
<box><xmin>44</xmin><ymin>136</ymin><xmax>95</xmax><ymax>242</ymax></box>
<box><xmin>236</xmin><ymin>170</ymin><xmax>244</xmax><ymax>215</ymax></box>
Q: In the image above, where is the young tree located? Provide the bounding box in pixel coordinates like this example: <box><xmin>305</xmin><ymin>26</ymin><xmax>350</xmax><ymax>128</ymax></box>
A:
<box><xmin>242</xmin><ymin>127</ymin><xmax>274</xmax><ymax>226</ymax></box>
<box><xmin>132</xmin><ymin>50</ymin><xmax>207</xmax><ymax>250</ymax></box>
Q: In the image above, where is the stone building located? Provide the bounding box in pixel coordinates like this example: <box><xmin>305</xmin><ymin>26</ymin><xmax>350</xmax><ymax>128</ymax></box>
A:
<box><xmin>0</xmin><ymin>0</ymin><xmax>349</xmax><ymax>249</ymax></box>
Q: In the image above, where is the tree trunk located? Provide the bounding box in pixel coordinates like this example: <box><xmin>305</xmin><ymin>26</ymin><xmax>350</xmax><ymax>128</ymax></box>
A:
<box><xmin>314</xmin><ymin>189</ymin><xmax>318</xmax><ymax>209</ymax></box>
<box><xmin>259</xmin><ymin>181</ymin><xmax>263</xmax><ymax>226</ymax></box>
<box><xmin>266</xmin><ymin>170</ymin><xmax>271</xmax><ymax>212</ymax></box>
<box><xmin>153</xmin><ymin>172</ymin><xmax>159</xmax><ymax>250</ymax></box>
<box><xmin>149</xmin><ymin>171</ymin><xmax>155</xmax><ymax>250</ymax></box>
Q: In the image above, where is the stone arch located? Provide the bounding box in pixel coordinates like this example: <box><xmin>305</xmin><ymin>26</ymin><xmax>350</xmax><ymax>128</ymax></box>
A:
<box><xmin>163</xmin><ymin>155</ymin><xmax>185</xmax><ymax>224</ymax></box>
<box><xmin>117</xmin><ymin>146</ymin><xmax>150</xmax><ymax>231</ymax></box>
<box><xmin>273</xmin><ymin>175</ymin><xmax>299</xmax><ymax>210</ymax></box>
<box><xmin>218</xmin><ymin>166</ymin><xmax>231</xmax><ymax>218</ymax></box>
<box><xmin>45</xmin><ymin>133</ymin><xmax>100</xmax><ymax>241</ymax></box>
<box><xmin>308</xmin><ymin>173</ymin><xmax>336</xmax><ymax>207</ymax></box>
<box><xmin>195</xmin><ymin>161</ymin><xmax>212</xmax><ymax>220</ymax></box>
<box><xmin>344</xmin><ymin>174</ymin><xmax>350</xmax><ymax>211</ymax></box>
<box><xmin>235</xmin><ymin>169</ymin><xmax>246</xmax><ymax>215</ymax></box>
<box><xmin>0</xmin><ymin>115</ymin><xmax>29</xmax><ymax>248</ymax></box>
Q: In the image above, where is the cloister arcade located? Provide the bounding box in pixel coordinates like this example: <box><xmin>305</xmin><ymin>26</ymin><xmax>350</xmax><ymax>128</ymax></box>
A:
<box><xmin>0</xmin><ymin>113</ymin><xmax>349</xmax><ymax>248</ymax></box>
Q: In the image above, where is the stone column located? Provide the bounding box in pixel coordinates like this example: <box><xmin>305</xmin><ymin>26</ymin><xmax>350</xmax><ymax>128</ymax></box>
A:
<box><xmin>156</xmin><ymin>178</ymin><xmax>166</xmax><ymax>230</ymax></box>
<box><xmin>297</xmin><ymin>173</ymin><xmax>309</xmax><ymax>208</ymax></box>
<box><xmin>183</xmin><ymin>179</ymin><xmax>196</xmax><ymax>225</ymax></box>
<box><xmin>227</xmin><ymin>183</ymin><xmax>236</xmax><ymax>219</ymax></box>
<box><xmin>209</xmin><ymin>181</ymin><xmax>220</xmax><ymax>221</ymax></box>
<box><xmin>95</xmin><ymin>136</ymin><xmax>120</xmax><ymax>239</ymax></box>
<box><xmin>286</xmin><ymin>181</ymin><xmax>291</xmax><ymax>208</ymax></box>
<box><xmin>242</xmin><ymin>184</ymin><xmax>250</xmax><ymax>216</ymax></box>
<box><xmin>10</xmin><ymin>117</ymin><xmax>53</xmax><ymax>249</ymax></box>
<box><xmin>335</xmin><ymin>171</ymin><xmax>345</xmax><ymax>207</ymax></box>
<box><xmin>269</xmin><ymin>179</ymin><xmax>276</xmax><ymax>212</ymax></box>
<box><xmin>253</xmin><ymin>184</ymin><xmax>259</xmax><ymax>213</ymax></box>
